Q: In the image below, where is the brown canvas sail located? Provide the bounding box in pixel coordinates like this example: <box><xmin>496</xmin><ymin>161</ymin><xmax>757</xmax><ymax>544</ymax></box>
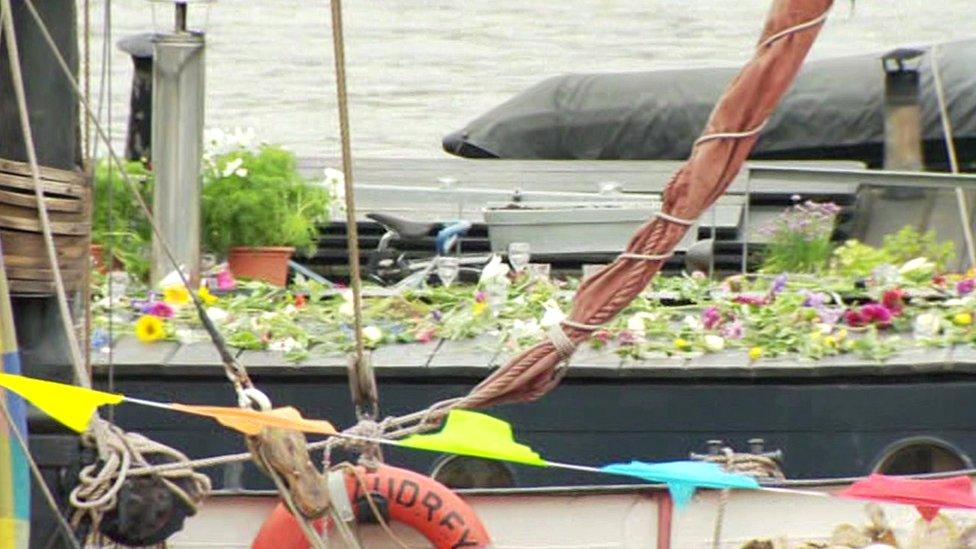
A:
<box><xmin>461</xmin><ymin>0</ymin><xmax>835</xmax><ymax>409</ymax></box>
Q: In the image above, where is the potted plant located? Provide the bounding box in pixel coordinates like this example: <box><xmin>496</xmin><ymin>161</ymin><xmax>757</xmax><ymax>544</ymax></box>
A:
<box><xmin>201</xmin><ymin>144</ymin><xmax>330</xmax><ymax>286</ymax></box>
<box><xmin>91</xmin><ymin>158</ymin><xmax>154</xmax><ymax>280</ymax></box>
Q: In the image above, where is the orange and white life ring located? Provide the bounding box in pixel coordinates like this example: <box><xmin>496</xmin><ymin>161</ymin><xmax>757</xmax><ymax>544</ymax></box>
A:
<box><xmin>253</xmin><ymin>464</ymin><xmax>492</xmax><ymax>549</ymax></box>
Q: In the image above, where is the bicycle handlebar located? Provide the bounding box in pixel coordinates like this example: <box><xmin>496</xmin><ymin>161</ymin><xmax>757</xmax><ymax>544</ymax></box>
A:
<box><xmin>435</xmin><ymin>220</ymin><xmax>472</xmax><ymax>255</ymax></box>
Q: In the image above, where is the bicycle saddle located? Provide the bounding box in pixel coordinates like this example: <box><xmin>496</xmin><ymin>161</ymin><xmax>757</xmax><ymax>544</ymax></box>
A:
<box><xmin>367</xmin><ymin>212</ymin><xmax>438</xmax><ymax>240</ymax></box>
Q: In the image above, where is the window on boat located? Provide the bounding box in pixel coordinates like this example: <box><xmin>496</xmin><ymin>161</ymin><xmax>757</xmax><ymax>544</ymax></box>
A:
<box><xmin>873</xmin><ymin>437</ymin><xmax>971</xmax><ymax>475</ymax></box>
<box><xmin>430</xmin><ymin>456</ymin><xmax>516</xmax><ymax>489</ymax></box>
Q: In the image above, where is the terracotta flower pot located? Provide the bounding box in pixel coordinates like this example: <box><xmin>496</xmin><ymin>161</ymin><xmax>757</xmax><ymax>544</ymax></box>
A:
<box><xmin>90</xmin><ymin>244</ymin><xmax>123</xmax><ymax>274</ymax></box>
<box><xmin>227</xmin><ymin>246</ymin><xmax>294</xmax><ymax>286</ymax></box>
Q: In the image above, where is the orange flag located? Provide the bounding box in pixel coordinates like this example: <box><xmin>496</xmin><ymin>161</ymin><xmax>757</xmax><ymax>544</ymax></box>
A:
<box><xmin>169</xmin><ymin>404</ymin><xmax>338</xmax><ymax>436</ymax></box>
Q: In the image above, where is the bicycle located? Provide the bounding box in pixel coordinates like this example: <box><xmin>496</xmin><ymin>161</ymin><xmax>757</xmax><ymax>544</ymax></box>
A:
<box><xmin>365</xmin><ymin>212</ymin><xmax>491</xmax><ymax>289</ymax></box>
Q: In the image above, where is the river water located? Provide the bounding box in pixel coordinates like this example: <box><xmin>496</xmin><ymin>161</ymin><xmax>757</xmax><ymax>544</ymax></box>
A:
<box><xmin>87</xmin><ymin>1</ymin><xmax>972</xmax><ymax>160</ymax></box>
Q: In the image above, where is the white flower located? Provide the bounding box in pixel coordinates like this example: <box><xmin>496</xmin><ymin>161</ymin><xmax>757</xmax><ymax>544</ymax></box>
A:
<box><xmin>268</xmin><ymin>337</ymin><xmax>302</xmax><ymax>352</ymax></box>
<box><xmin>362</xmin><ymin>326</ymin><xmax>383</xmax><ymax>346</ymax></box>
<box><xmin>913</xmin><ymin>313</ymin><xmax>941</xmax><ymax>338</ymax></box>
<box><xmin>682</xmin><ymin>314</ymin><xmax>703</xmax><ymax>332</ymax></box>
<box><xmin>234</xmin><ymin>168</ymin><xmax>248</xmax><ymax>178</ymax></box>
<box><xmin>222</xmin><ymin>157</ymin><xmax>244</xmax><ymax>178</ymax></box>
<box><xmin>704</xmin><ymin>335</ymin><xmax>726</xmax><ymax>352</ymax></box>
<box><xmin>539</xmin><ymin>300</ymin><xmax>566</xmax><ymax>328</ymax></box>
<box><xmin>511</xmin><ymin>318</ymin><xmax>542</xmax><ymax>339</ymax></box>
<box><xmin>816</xmin><ymin>323</ymin><xmax>833</xmax><ymax>335</ymax></box>
<box><xmin>175</xmin><ymin>328</ymin><xmax>197</xmax><ymax>344</ymax></box>
<box><xmin>626</xmin><ymin>315</ymin><xmax>647</xmax><ymax>336</ymax></box>
<box><xmin>899</xmin><ymin>257</ymin><xmax>935</xmax><ymax>275</ymax></box>
<box><xmin>339</xmin><ymin>300</ymin><xmax>354</xmax><ymax>317</ymax></box>
<box><xmin>479</xmin><ymin>254</ymin><xmax>511</xmax><ymax>285</ymax></box>
<box><xmin>206</xmin><ymin>307</ymin><xmax>228</xmax><ymax>323</ymax></box>
<box><xmin>282</xmin><ymin>304</ymin><xmax>298</xmax><ymax>316</ymax></box>
<box><xmin>323</xmin><ymin>168</ymin><xmax>344</xmax><ymax>186</ymax></box>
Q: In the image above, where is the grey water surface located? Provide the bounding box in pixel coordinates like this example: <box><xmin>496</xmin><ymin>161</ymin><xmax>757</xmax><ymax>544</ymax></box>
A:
<box><xmin>86</xmin><ymin>1</ymin><xmax>972</xmax><ymax>160</ymax></box>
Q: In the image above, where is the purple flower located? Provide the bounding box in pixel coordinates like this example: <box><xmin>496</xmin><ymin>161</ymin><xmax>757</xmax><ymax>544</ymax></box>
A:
<box><xmin>702</xmin><ymin>306</ymin><xmax>722</xmax><ymax>330</ymax></box>
<box><xmin>958</xmin><ymin>279</ymin><xmax>976</xmax><ymax>296</ymax></box>
<box><xmin>474</xmin><ymin>291</ymin><xmax>487</xmax><ymax>303</ymax></box>
<box><xmin>431</xmin><ymin>309</ymin><xmax>443</xmax><ymax>322</ymax></box>
<box><xmin>720</xmin><ymin>319</ymin><xmax>744</xmax><ymax>340</ymax></box>
<box><xmin>818</xmin><ymin>307</ymin><xmax>844</xmax><ymax>326</ymax></box>
<box><xmin>770</xmin><ymin>274</ymin><xmax>788</xmax><ymax>296</ymax></box>
<box><xmin>146</xmin><ymin>302</ymin><xmax>175</xmax><ymax>318</ymax></box>
<box><xmin>802</xmin><ymin>291</ymin><xmax>828</xmax><ymax>308</ymax></box>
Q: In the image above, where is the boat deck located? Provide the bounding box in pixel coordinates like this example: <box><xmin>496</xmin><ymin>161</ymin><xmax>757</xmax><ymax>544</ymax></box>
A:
<box><xmin>92</xmin><ymin>334</ymin><xmax>976</xmax><ymax>380</ymax></box>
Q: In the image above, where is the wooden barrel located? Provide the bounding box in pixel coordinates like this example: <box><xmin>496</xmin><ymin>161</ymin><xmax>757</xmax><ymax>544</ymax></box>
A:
<box><xmin>0</xmin><ymin>158</ymin><xmax>90</xmax><ymax>295</ymax></box>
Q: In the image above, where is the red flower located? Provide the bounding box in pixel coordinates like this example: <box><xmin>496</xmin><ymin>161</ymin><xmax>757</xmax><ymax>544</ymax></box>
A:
<box><xmin>844</xmin><ymin>309</ymin><xmax>867</xmax><ymax>327</ymax></box>
<box><xmin>294</xmin><ymin>294</ymin><xmax>307</xmax><ymax>308</ymax></box>
<box><xmin>861</xmin><ymin>303</ymin><xmax>893</xmax><ymax>326</ymax></box>
<box><xmin>882</xmin><ymin>289</ymin><xmax>904</xmax><ymax>315</ymax></box>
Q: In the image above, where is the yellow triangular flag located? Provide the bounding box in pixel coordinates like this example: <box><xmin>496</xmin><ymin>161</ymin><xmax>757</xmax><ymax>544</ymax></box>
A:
<box><xmin>397</xmin><ymin>410</ymin><xmax>547</xmax><ymax>467</ymax></box>
<box><xmin>0</xmin><ymin>373</ymin><xmax>123</xmax><ymax>432</ymax></box>
<box><xmin>169</xmin><ymin>404</ymin><xmax>338</xmax><ymax>436</ymax></box>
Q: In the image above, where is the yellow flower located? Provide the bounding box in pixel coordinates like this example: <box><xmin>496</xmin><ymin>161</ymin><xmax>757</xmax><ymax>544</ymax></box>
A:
<box><xmin>837</xmin><ymin>329</ymin><xmax>848</xmax><ymax>341</ymax></box>
<box><xmin>809</xmin><ymin>331</ymin><xmax>822</xmax><ymax>342</ymax></box>
<box><xmin>673</xmin><ymin>338</ymin><xmax>690</xmax><ymax>351</ymax></box>
<box><xmin>954</xmin><ymin>312</ymin><xmax>973</xmax><ymax>326</ymax></box>
<box><xmin>163</xmin><ymin>284</ymin><xmax>190</xmax><ymax>306</ymax></box>
<box><xmin>823</xmin><ymin>336</ymin><xmax>837</xmax><ymax>348</ymax></box>
<box><xmin>197</xmin><ymin>286</ymin><xmax>218</xmax><ymax>306</ymax></box>
<box><xmin>472</xmin><ymin>301</ymin><xmax>487</xmax><ymax>315</ymax></box>
<box><xmin>748</xmin><ymin>346</ymin><xmax>763</xmax><ymax>361</ymax></box>
<box><xmin>134</xmin><ymin>315</ymin><xmax>165</xmax><ymax>343</ymax></box>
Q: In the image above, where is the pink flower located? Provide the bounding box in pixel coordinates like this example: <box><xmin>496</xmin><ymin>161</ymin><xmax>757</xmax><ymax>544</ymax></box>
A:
<box><xmin>216</xmin><ymin>269</ymin><xmax>236</xmax><ymax>291</ymax></box>
<box><xmin>617</xmin><ymin>330</ymin><xmax>639</xmax><ymax>345</ymax></box>
<box><xmin>474</xmin><ymin>291</ymin><xmax>487</xmax><ymax>303</ymax></box>
<box><xmin>957</xmin><ymin>279</ymin><xmax>975</xmax><ymax>296</ymax></box>
<box><xmin>593</xmin><ymin>329</ymin><xmax>612</xmax><ymax>344</ymax></box>
<box><xmin>719</xmin><ymin>319</ymin><xmax>744</xmax><ymax>340</ymax></box>
<box><xmin>146</xmin><ymin>302</ymin><xmax>174</xmax><ymax>318</ymax></box>
<box><xmin>414</xmin><ymin>328</ymin><xmax>436</xmax><ymax>343</ymax></box>
<box><xmin>702</xmin><ymin>306</ymin><xmax>722</xmax><ymax>330</ymax></box>
<box><xmin>861</xmin><ymin>303</ymin><xmax>893</xmax><ymax>326</ymax></box>
<box><xmin>734</xmin><ymin>294</ymin><xmax>768</xmax><ymax>306</ymax></box>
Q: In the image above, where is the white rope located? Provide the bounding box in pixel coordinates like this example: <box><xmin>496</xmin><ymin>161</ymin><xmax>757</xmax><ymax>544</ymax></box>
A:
<box><xmin>618</xmin><ymin>252</ymin><xmax>673</xmax><ymax>262</ymax></box>
<box><xmin>756</xmin><ymin>11</ymin><xmax>829</xmax><ymax>50</ymax></box>
<box><xmin>69</xmin><ymin>420</ymin><xmax>211</xmax><ymax>529</ymax></box>
<box><xmin>694</xmin><ymin>119</ymin><xmax>768</xmax><ymax>147</ymax></box>
<box><xmin>547</xmin><ymin>325</ymin><xmax>576</xmax><ymax>361</ymax></box>
<box><xmin>560</xmin><ymin>319</ymin><xmax>604</xmax><ymax>331</ymax></box>
<box><xmin>654</xmin><ymin>211</ymin><xmax>696</xmax><ymax>226</ymax></box>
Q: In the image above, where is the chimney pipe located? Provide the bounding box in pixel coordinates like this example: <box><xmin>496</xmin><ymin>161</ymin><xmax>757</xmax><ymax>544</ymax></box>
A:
<box><xmin>881</xmin><ymin>48</ymin><xmax>925</xmax><ymax>171</ymax></box>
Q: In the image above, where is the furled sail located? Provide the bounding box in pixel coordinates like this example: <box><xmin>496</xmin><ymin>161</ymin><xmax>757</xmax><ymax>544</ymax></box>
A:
<box><xmin>461</xmin><ymin>0</ymin><xmax>835</xmax><ymax>409</ymax></box>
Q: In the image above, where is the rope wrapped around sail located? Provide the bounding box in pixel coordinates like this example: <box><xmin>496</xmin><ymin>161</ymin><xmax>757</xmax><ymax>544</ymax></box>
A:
<box><xmin>456</xmin><ymin>0</ymin><xmax>835</xmax><ymax>409</ymax></box>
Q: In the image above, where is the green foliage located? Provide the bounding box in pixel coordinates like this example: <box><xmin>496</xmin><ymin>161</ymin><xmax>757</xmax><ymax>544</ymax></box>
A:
<box><xmin>881</xmin><ymin>226</ymin><xmax>956</xmax><ymax>272</ymax></box>
<box><xmin>91</xmin><ymin>159</ymin><xmax>154</xmax><ymax>281</ymax></box>
<box><xmin>201</xmin><ymin>145</ymin><xmax>330</xmax><ymax>256</ymax></box>
<box><xmin>829</xmin><ymin>240</ymin><xmax>892</xmax><ymax>278</ymax></box>
<box><xmin>759</xmin><ymin>200</ymin><xmax>840</xmax><ymax>274</ymax></box>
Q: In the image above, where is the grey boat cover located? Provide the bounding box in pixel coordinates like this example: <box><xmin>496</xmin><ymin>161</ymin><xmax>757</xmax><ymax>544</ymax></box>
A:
<box><xmin>443</xmin><ymin>39</ymin><xmax>976</xmax><ymax>168</ymax></box>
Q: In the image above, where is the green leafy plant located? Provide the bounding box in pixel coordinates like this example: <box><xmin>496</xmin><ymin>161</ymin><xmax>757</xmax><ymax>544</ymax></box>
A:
<box><xmin>201</xmin><ymin>145</ymin><xmax>330</xmax><ymax>256</ymax></box>
<box><xmin>91</xmin><ymin>159</ymin><xmax>154</xmax><ymax>281</ymax></box>
<box><xmin>829</xmin><ymin>239</ymin><xmax>892</xmax><ymax>278</ymax></box>
<box><xmin>881</xmin><ymin>226</ymin><xmax>956</xmax><ymax>272</ymax></box>
<box><xmin>759</xmin><ymin>200</ymin><xmax>840</xmax><ymax>273</ymax></box>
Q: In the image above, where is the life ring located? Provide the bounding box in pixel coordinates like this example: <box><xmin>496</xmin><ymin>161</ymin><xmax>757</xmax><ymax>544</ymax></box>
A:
<box><xmin>253</xmin><ymin>464</ymin><xmax>492</xmax><ymax>549</ymax></box>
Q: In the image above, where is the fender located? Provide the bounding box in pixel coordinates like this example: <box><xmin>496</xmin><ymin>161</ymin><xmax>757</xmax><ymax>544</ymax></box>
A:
<box><xmin>253</xmin><ymin>464</ymin><xmax>491</xmax><ymax>549</ymax></box>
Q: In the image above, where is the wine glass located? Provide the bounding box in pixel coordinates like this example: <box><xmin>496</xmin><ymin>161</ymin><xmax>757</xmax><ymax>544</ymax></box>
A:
<box><xmin>507</xmin><ymin>242</ymin><xmax>531</xmax><ymax>273</ymax></box>
<box><xmin>436</xmin><ymin>257</ymin><xmax>460</xmax><ymax>287</ymax></box>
